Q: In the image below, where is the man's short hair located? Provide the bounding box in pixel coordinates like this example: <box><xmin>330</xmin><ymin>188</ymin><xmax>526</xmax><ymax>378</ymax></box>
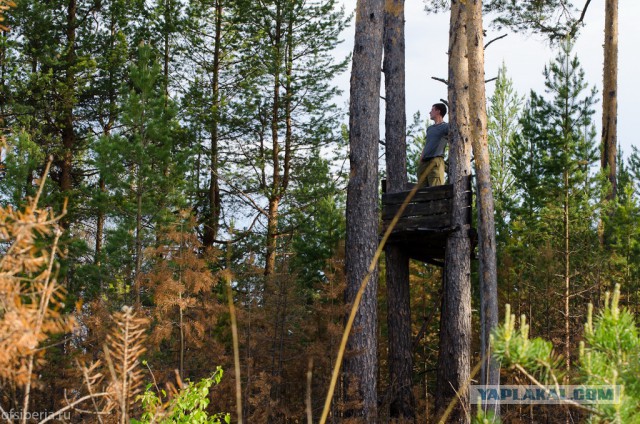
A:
<box><xmin>433</xmin><ymin>103</ymin><xmax>447</xmax><ymax>118</ymax></box>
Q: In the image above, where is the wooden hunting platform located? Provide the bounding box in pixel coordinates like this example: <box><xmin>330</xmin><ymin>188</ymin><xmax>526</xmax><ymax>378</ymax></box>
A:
<box><xmin>381</xmin><ymin>177</ymin><xmax>475</xmax><ymax>267</ymax></box>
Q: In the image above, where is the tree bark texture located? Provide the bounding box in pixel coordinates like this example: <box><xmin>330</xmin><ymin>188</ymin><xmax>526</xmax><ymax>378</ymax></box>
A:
<box><xmin>601</xmin><ymin>0</ymin><xmax>618</xmax><ymax>201</ymax></box>
<box><xmin>466</xmin><ymin>0</ymin><xmax>500</xmax><ymax>411</ymax></box>
<box><xmin>383</xmin><ymin>0</ymin><xmax>415</xmax><ymax>420</ymax></box>
<box><xmin>343</xmin><ymin>0</ymin><xmax>384</xmax><ymax>420</ymax></box>
<box><xmin>436</xmin><ymin>1</ymin><xmax>472</xmax><ymax>422</ymax></box>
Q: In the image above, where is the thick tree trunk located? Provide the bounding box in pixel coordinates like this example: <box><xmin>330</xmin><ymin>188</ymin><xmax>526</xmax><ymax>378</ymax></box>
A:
<box><xmin>203</xmin><ymin>0</ymin><xmax>223</xmax><ymax>247</ymax></box>
<box><xmin>436</xmin><ymin>1</ymin><xmax>472</xmax><ymax>422</ymax></box>
<box><xmin>383</xmin><ymin>0</ymin><xmax>415</xmax><ymax>420</ymax></box>
<box><xmin>466</xmin><ymin>0</ymin><xmax>500</xmax><ymax>414</ymax></box>
<box><xmin>343</xmin><ymin>0</ymin><xmax>384</xmax><ymax>420</ymax></box>
<box><xmin>601</xmin><ymin>0</ymin><xmax>618</xmax><ymax>202</ymax></box>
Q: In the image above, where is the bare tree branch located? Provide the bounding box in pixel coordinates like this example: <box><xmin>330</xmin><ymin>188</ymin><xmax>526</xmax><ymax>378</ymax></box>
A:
<box><xmin>431</xmin><ymin>76</ymin><xmax>448</xmax><ymax>85</ymax></box>
<box><xmin>569</xmin><ymin>0</ymin><xmax>593</xmax><ymax>37</ymax></box>
<box><xmin>484</xmin><ymin>33</ymin><xmax>507</xmax><ymax>50</ymax></box>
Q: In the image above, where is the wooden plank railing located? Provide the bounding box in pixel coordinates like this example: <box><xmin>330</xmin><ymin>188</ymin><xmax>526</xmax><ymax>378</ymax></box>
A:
<box><xmin>380</xmin><ymin>176</ymin><xmax>474</xmax><ymax>265</ymax></box>
<box><xmin>381</xmin><ymin>184</ymin><xmax>453</xmax><ymax>231</ymax></box>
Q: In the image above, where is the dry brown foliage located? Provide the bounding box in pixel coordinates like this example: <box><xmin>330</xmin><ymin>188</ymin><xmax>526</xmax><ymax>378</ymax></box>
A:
<box><xmin>0</xmin><ymin>192</ymin><xmax>74</xmax><ymax>387</ymax></box>
<box><xmin>64</xmin><ymin>306</ymin><xmax>149</xmax><ymax>423</ymax></box>
<box><xmin>141</xmin><ymin>215</ymin><xmax>227</xmax><ymax>380</ymax></box>
<box><xmin>104</xmin><ymin>306</ymin><xmax>148</xmax><ymax>421</ymax></box>
<box><xmin>0</xmin><ymin>186</ymin><xmax>150</xmax><ymax>421</ymax></box>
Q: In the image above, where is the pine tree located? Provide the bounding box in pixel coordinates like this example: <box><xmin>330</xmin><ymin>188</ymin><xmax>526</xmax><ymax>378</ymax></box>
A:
<box><xmin>341</xmin><ymin>0</ymin><xmax>384</xmax><ymax>420</ymax></box>
<box><xmin>466</xmin><ymin>0</ymin><xmax>500</xmax><ymax>399</ymax></box>
<box><xmin>601</xmin><ymin>0</ymin><xmax>619</xmax><ymax>242</ymax></box>
<box><xmin>206</xmin><ymin>2</ymin><xmax>349</xmax><ymax>415</ymax></box>
<box><xmin>487</xmin><ymin>63</ymin><xmax>523</xmax><ymax>240</ymax></box>
<box><xmin>94</xmin><ymin>44</ymin><xmax>187</xmax><ymax>304</ymax></box>
<box><xmin>287</xmin><ymin>152</ymin><xmax>346</xmax><ymax>289</ymax></box>
<box><xmin>180</xmin><ymin>0</ymin><xmax>245</xmax><ymax>247</ymax></box>
<box><xmin>436</xmin><ymin>1</ymin><xmax>473</xmax><ymax>421</ymax></box>
<box><xmin>228</xmin><ymin>0</ymin><xmax>349</xmax><ymax>277</ymax></box>
<box><xmin>604</xmin><ymin>152</ymin><xmax>640</xmax><ymax>314</ymax></box>
<box><xmin>85</xmin><ymin>0</ymin><xmax>131</xmax><ymax>265</ymax></box>
<box><xmin>510</xmin><ymin>40</ymin><xmax>599</xmax><ymax>408</ymax></box>
<box><xmin>382</xmin><ymin>0</ymin><xmax>416</xmax><ymax>419</ymax></box>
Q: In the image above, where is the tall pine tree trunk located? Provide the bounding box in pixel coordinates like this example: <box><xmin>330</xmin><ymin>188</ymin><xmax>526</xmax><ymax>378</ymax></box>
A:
<box><xmin>601</xmin><ymin>0</ymin><xmax>618</xmax><ymax>202</ymax></box>
<box><xmin>203</xmin><ymin>0</ymin><xmax>223</xmax><ymax>247</ymax></box>
<box><xmin>466</xmin><ymin>0</ymin><xmax>499</xmax><ymax>413</ymax></box>
<box><xmin>267</xmin><ymin>7</ymin><xmax>296</xmax><ymax>416</ymax></box>
<box><xmin>265</xmin><ymin>1</ymin><xmax>283</xmax><ymax>278</ymax></box>
<box><xmin>436</xmin><ymin>1</ymin><xmax>472</xmax><ymax>422</ymax></box>
<box><xmin>343</xmin><ymin>0</ymin><xmax>384</xmax><ymax>420</ymax></box>
<box><xmin>383</xmin><ymin>0</ymin><xmax>415</xmax><ymax>420</ymax></box>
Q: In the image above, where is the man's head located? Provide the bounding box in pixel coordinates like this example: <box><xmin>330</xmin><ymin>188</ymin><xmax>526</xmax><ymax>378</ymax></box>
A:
<box><xmin>430</xmin><ymin>103</ymin><xmax>447</xmax><ymax>121</ymax></box>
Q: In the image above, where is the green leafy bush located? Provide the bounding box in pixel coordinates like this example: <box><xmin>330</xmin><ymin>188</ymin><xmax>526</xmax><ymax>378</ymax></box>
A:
<box><xmin>133</xmin><ymin>366</ymin><xmax>230</xmax><ymax>424</ymax></box>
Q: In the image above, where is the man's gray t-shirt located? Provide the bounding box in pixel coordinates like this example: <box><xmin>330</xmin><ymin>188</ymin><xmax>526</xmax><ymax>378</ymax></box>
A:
<box><xmin>421</xmin><ymin>122</ymin><xmax>449</xmax><ymax>160</ymax></box>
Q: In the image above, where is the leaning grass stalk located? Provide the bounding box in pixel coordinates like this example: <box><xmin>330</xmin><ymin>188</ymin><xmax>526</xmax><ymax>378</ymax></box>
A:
<box><xmin>319</xmin><ymin>161</ymin><xmax>436</xmax><ymax>424</ymax></box>
<box><xmin>225</xmin><ymin>240</ymin><xmax>243</xmax><ymax>424</ymax></box>
<box><xmin>436</xmin><ymin>354</ymin><xmax>483</xmax><ymax>424</ymax></box>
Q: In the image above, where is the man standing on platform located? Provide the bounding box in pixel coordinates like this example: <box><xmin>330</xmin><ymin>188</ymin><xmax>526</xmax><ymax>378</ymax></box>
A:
<box><xmin>418</xmin><ymin>103</ymin><xmax>449</xmax><ymax>186</ymax></box>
